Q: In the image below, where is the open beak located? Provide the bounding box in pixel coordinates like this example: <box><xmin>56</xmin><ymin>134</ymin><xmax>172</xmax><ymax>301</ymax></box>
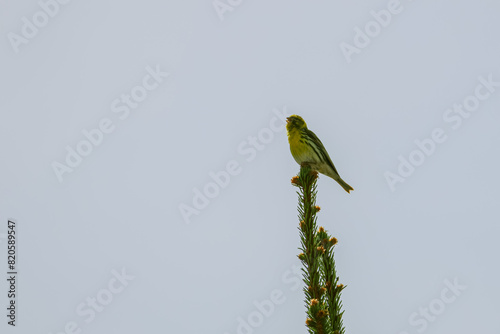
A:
<box><xmin>286</xmin><ymin>117</ymin><xmax>291</xmax><ymax>123</ymax></box>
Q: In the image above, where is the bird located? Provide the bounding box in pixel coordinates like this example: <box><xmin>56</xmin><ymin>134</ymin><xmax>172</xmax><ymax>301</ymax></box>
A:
<box><xmin>286</xmin><ymin>115</ymin><xmax>353</xmax><ymax>193</ymax></box>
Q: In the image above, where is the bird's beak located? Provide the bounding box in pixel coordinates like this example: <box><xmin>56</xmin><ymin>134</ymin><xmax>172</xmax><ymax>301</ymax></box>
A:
<box><xmin>286</xmin><ymin>117</ymin><xmax>291</xmax><ymax>123</ymax></box>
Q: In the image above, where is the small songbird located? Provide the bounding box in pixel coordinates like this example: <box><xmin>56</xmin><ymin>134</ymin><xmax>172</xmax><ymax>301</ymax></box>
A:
<box><xmin>286</xmin><ymin>115</ymin><xmax>353</xmax><ymax>193</ymax></box>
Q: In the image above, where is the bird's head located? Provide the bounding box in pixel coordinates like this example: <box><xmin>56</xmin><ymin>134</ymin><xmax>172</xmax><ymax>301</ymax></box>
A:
<box><xmin>286</xmin><ymin>115</ymin><xmax>307</xmax><ymax>132</ymax></box>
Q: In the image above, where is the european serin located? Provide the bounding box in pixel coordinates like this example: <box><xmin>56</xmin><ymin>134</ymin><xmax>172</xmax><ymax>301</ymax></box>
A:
<box><xmin>286</xmin><ymin>115</ymin><xmax>353</xmax><ymax>193</ymax></box>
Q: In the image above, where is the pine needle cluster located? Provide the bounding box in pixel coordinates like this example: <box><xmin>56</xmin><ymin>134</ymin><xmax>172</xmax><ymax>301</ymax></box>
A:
<box><xmin>292</xmin><ymin>165</ymin><xmax>346</xmax><ymax>334</ymax></box>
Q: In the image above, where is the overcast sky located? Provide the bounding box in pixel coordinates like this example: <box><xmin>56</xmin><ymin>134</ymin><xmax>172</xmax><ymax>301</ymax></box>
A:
<box><xmin>1</xmin><ymin>0</ymin><xmax>499</xmax><ymax>333</ymax></box>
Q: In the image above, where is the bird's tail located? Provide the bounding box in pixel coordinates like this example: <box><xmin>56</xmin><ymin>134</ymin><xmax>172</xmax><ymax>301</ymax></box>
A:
<box><xmin>336</xmin><ymin>177</ymin><xmax>353</xmax><ymax>193</ymax></box>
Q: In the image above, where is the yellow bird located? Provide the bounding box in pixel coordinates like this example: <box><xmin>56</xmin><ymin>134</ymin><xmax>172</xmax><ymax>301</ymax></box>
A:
<box><xmin>286</xmin><ymin>115</ymin><xmax>353</xmax><ymax>193</ymax></box>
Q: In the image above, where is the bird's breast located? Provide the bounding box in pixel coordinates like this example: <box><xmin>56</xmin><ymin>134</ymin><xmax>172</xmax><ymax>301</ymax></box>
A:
<box><xmin>288</xmin><ymin>130</ymin><xmax>311</xmax><ymax>163</ymax></box>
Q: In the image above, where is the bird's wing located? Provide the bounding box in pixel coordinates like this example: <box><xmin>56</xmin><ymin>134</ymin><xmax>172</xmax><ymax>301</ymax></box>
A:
<box><xmin>303</xmin><ymin>128</ymin><xmax>339</xmax><ymax>175</ymax></box>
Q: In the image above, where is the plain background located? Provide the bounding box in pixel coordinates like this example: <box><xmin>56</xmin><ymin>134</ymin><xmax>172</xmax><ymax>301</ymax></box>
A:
<box><xmin>1</xmin><ymin>0</ymin><xmax>499</xmax><ymax>333</ymax></box>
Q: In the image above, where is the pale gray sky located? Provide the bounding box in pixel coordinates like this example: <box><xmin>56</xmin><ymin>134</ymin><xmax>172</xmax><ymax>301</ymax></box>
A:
<box><xmin>1</xmin><ymin>1</ymin><xmax>499</xmax><ymax>333</ymax></box>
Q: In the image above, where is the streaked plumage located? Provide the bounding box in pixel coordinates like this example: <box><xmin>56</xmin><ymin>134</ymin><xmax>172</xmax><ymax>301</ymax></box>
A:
<box><xmin>286</xmin><ymin>115</ymin><xmax>353</xmax><ymax>193</ymax></box>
